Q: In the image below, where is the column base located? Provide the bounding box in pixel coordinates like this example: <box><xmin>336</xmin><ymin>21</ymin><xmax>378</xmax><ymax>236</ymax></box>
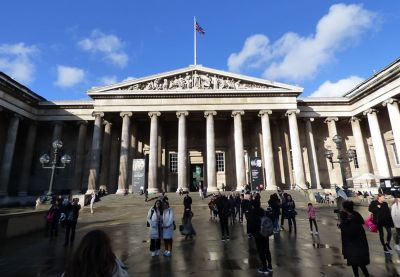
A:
<box><xmin>148</xmin><ymin>188</ymin><xmax>159</xmax><ymax>194</ymax></box>
<box><xmin>85</xmin><ymin>189</ymin><xmax>97</xmax><ymax>195</ymax></box>
<box><xmin>207</xmin><ymin>186</ymin><xmax>219</xmax><ymax>193</ymax></box>
<box><xmin>116</xmin><ymin>189</ymin><xmax>127</xmax><ymax>195</ymax></box>
<box><xmin>265</xmin><ymin>186</ymin><xmax>278</xmax><ymax>191</ymax></box>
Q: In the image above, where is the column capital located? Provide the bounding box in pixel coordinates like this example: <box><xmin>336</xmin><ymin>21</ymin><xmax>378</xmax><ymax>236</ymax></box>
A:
<box><xmin>120</xmin><ymin>112</ymin><xmax>133</xmax><ymax>118</ymax></box>
<box><xmin>76</xmin><ymin>120</ymin><xmax>88</xmax><ymax>126</ymax></box>
<box><xmin>148</xmin><ymin>111</ymin><xmax>161</xmax><ymax>118</ymax></box>
<box><xmin>103</xmin><ymin>120</ymin><xmax>112</xmax><ymax>126</ymax></box>
<box><xmin>258</xmin><ymin>110</ymin><xmax>272</xmax><ymax>117</ymax></box>
<box><xmin>350</xmin><ymin>116</ymin><xmax>362</xmax><ymax>123</ymax></box>
<box><xmin>92</xmin><ymin>111</ymin><xmax>104</xmax><ymax>118</ymax></box>
<box><xmin>382</xmin><ymin>98</ymin><xmax>399</xmax><ymax>107</ymax></box>
<box><xmin>12</xmin><ymin>113</ymin><xmax>24</xmax><ymax>121</ymax></box>
<box><xmin>324</xmin><ymin>117</ymin><xmax>338</xmax><ymax>124</ymax></box>
<box><xmin>285</xmin><ymin>109</ymin><xmax>299</xmax><ymax>117</ymax></box>
<box><xmin>231</xmin><ymin>110</ymin><xmax>245</xmax><ymax>117</ymax></box>
<box><xmin>363</xmin><ymin>108</ymin><xmax>378</xmax><ymax>116</ymax></box>
<box><xmin>176</xmin><ymin>111</ymin><xmax>189</xmax><ymax>118</ymax></box>
<box><xmin>204</xmin><ymin>110</ymin><xmax>217</xmax><ymax>117</ymax></box>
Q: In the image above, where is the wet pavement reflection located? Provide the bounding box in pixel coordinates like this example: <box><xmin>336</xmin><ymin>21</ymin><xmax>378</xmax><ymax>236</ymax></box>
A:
<box><xmin>1</xmin><ymin>193</ymin><xmax>400</xmax><ymax>276</ymax></box>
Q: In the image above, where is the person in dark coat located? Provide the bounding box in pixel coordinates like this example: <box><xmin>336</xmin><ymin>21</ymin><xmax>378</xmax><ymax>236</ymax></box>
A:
<box><xmin>248</xmin><ymin>200</ymin><xmax>273</xmax><ymax>274</ymax></box>
<box><xmin>215</xmin><ymin>195</ymin><xmax>230</xmax><ymax>241</ymax></box>
<box><xmin>64</xmin><ymin>198</ymin><xmax>81</xmax><ymax>247</ymax></box>
<box><xmin>268</xmin><ymin>193</ymin><xmax>281</xmax><ymax>233</ymax></box>
<box><xmin>340</xmin><ymin>201</ymin><xmax>370</xmax><ymax>277</ymax></box>
<box><xmin>282</xmin><ymin>194</ymin><xmax>297</xmax><ymax>233</ymax></box>
<box><xmin>183</xmin><ymin>192</ymin><xmax>192</xmax><ymax>211</ymax></box>
<box><xmin>369</xmin><ymin>193</ymin><xmax>394</xmax><ymax>253</ymax></box>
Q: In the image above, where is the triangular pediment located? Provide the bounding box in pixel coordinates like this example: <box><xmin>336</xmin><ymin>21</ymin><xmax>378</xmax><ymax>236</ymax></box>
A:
<box><xmin>88</xmin><ymin>65</ymin><xmax>302</xmax><ymax>94</ymax></box>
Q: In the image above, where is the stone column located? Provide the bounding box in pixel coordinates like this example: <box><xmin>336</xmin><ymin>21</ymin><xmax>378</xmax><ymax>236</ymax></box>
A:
<box><xmin>52</xmin><ymin>121</ymin><xmax>63</xmax><ymax>142</ymax></box>
<box><xmin>205</xmin><ymin>111</ymin><xmax>218</xmax><ymax>192</ymax></box>
<box><xmin>148</xmin><ymin>112</ymin><xmax>161</xmax><ymax>193</ymax></box>
<box><xmin>258</xmin><ymin>110</ymin><xmax>276</xmax><ymax>190</ymax></box>
<box><xmin>364</xmin><ymin>109</ymin><xmax>391</xmax><ymax>177</ymax></box>
<box><xmin>117</xmin><ymin>112</ymin><xmax>132</xmax><ymax>194</ymax></box>
<box><xmin>73</xmin><ymin>121</ymin><xmax>87</xmax><ymax>193</ymax></box>
<box><xmin>99</xmin><ymin>120</ymin><xmax>112</xmax><ymax>191</ymax></box>
<box><xmin>286</xmin><ymin>110</ymin><xmax>306</xmax><ymax>189</ymax></box>
<box><xmin>0</xmin><ymin>114</ymin><xmax>22</xmax><ymax>196</ymax></box>
<box><xmin>305</xmin><ymin>118</ymin><xmax>321</xmax><ymax>189</ymax></box>
<box><xmin>177</xmin><ymin>111</ymin><xmax>189</xmax><ymax>191</ymax></box>
<box><xmin>324</xmin><ymin>117</ymin><xmax>343</xmax><ymax>187</ymax></box>
<box><xmin>18</xmin><ymin>121</ymin><xmax>37</xmax><ymax>196</ymax></box>
<box><xmin>232</xmin><ymin>110</ymin><xmax>246</xmax><ymax>191</ymax></box>
<box><xmin>350</xmin><ymin>117</ymin><xmax>369</xmax><ymax>175</ymax></box>
<box><xmin>86</xmin><ymin>112</ymin><xmax>104</xmax><ymax>194</ymax></box>
<box><xmin>383</xmin><ymin>98</ymin><xmax>400</xmax><ymax>161</ymax></box>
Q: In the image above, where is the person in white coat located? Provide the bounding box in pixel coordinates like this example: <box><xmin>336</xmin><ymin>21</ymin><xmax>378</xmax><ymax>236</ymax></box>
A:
<box><xmin>90</xmin><ymin>192</ymin><xmax>96</xmax><ymax>214</ymax></box>
<box><xmin>162</xmin><ymin>201</ymin><xmax>175</xmax><ymax>257</ymax></box>
<box><xmin>391</xmin><ymin>194</ymin><xmax>400</xmax><ymax>251</ymax></box>
<box><xmin>147</xmin><ymin>199</ymin><xmax>163</xmax><ymax>257</ymax></box>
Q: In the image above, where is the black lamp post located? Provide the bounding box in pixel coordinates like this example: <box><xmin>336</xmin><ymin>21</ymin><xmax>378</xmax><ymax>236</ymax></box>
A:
<box><xmin>39</xmin><ymin>140</ymin><xmax>72</xmax><ymax>195</ymax></box>
<box><xmin>324</xmin><ymin>135</ymin><xmax>356</xmax><ymax>190</ymax></box>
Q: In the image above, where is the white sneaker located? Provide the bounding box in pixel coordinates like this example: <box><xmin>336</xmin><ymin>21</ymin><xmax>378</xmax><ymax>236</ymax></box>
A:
<box><xmin>314</xmin><ymin>231</ymin><xmax>319</xmax><ymax>235</ymax></box>
<box><xmin>151</xmin><ymin>251</ymin><xmax>156</xmax><ymax>257</ymax></box>
<box><xmin>310</xmin><ymin>231</ymin><xmax>313</xmax><ymax>234</ymax></box>
<box><xmin>395</xmin><ymin>244</ymin><xmax>400</xmax><ymax>251</ymax></box>
<box><xmin>155</xmin><ymin>250</ymin><xmax>160</xmax><ymax>256</ymax></box>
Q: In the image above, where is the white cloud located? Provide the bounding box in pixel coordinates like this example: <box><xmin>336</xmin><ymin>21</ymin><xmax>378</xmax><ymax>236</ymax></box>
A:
<box><xmin>99</xmin><ymin>75</ymin><xmax>118</xmax><ymax>85</ymax></box>
<box><xmin>0</xmin><ymin>43</ymin><xmax>37</xmax><ymax>84</ymax></box>
<box><xmin>309</xmin><ymin>76</ymin><xmax>364</xmax><ymax>97</ymax></box>
<box><xmin>78</xmin><ymin>30</ymin><xmax>128</xmax><ymax>67</ymax></box>
<box><xmin>55</xmin><ymin>65</ymin><xmax>85</xmax><ymax>88</ymax></box>
<box><xmin>228</xmin><ymin>4</ymin><xmax>376</xmax><ymax>82</ymax></box>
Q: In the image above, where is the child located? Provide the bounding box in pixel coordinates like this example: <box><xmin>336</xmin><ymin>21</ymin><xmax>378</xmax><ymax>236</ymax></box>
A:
<box><xmin>307</xmin><ymin>203</ymin><xmax>319</xmax><ymax>234</ymax></box>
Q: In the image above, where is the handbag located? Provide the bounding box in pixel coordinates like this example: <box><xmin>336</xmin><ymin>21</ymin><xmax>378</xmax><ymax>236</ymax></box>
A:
<box><xmin>179</xmin><ymin>225</ymin><xmax>184</xmax><ymax>232</ymax></box>
<box><xmin>173</xmin><ymin>221</ymin><xmax>176</xmax><ymax>230</ymax></box>
<box><xmin>365</xmin><ymin>214</ymin><xmax>378</xmax><ymax>233</ymax></box>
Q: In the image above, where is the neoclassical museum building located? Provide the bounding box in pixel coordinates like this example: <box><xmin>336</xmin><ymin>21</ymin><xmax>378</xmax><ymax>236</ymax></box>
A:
<box><xmin>0</xmin><ymin>58</ymin><xmax>399</xmax><ymax>196</ymax></box>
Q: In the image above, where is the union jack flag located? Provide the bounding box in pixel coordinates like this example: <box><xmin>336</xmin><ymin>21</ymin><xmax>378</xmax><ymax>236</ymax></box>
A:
<box><xmin>195</xmin><ymin>21</ymin><xmax>205</xmax><ymax>35</ymax></box>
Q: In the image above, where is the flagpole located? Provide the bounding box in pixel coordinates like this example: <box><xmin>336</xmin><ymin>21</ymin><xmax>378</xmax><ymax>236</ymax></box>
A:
<box><xmin>194</xmin><ymin>16</ymin><xmax>197</xmax><ymax>65</ymax></box>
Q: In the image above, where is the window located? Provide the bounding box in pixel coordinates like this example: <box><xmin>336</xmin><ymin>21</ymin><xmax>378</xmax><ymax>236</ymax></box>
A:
<box><xmin>392</xmin><ymin>144</ymin><xmax>400</xmax><ymax>165</ymax></box>
<box><xmin>169</xmin><ymin>152</ymin><xmax>178</xmax><ymax>173</ymax></box>
<box><xmin>216</xmin><ymin>152</ymin><xmax>225</xmax><ymax>172</ymax></box>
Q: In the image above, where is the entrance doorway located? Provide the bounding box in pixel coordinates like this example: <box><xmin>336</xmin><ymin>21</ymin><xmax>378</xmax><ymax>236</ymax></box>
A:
<box><xmin>190</xmin><ymin>164</ymin><xmax>203</xmax><ymax>192</ymax></box>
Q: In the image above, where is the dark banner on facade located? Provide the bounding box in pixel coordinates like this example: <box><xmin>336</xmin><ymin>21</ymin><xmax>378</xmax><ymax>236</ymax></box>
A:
<box><xmin>249</xmin><ymin>157</ymin><xmax>264</xmax><ymax>190</ymax></box>
<box><xmin>132</xmin><ymin>159</ymin><xmax>146</xmax><ymax>193</ymax></box>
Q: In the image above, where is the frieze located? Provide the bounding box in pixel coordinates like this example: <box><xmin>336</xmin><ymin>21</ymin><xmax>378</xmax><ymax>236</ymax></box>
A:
<box><xmin>118</xmin><ymin>71</ymin><xmax>271</xmax><ymax>91</ymax></box>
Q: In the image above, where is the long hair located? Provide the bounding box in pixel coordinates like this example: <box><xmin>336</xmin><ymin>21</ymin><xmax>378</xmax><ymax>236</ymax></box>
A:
<box><xmin>64</xmin><ymin>230</ymin><xmax>116</xmax><ymax>277</ymax></box>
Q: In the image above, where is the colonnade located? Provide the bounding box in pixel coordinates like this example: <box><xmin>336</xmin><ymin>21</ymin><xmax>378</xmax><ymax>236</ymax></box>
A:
<box><xmin>0</xmin><ymin>98</ymin><xmax>400</xmax><ymax>196</ymax></box>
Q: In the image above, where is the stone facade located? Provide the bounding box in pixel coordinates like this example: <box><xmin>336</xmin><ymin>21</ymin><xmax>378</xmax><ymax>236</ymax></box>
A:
<box><xmin>0</xmin><ymin>61</ymin><xmax>400</xmax><ymax>195</ymax></box>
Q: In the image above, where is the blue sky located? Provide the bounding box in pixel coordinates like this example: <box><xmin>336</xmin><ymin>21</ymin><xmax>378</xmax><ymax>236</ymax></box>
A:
<box><xmin>0</xmin><ymin>1</ymin><xmax>399</xmax><ymax>100</ymax></box>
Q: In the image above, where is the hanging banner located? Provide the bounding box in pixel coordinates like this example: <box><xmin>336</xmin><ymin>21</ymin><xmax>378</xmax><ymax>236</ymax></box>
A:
<box><xmin>249</xmin><ymin>157</ymin><xmax>264</xmax><ymax>190</ymax></box>
<box><xmin>132</xmin><ymin>159</ymin><xmax>146</xmax><ymax>193</ymax></box>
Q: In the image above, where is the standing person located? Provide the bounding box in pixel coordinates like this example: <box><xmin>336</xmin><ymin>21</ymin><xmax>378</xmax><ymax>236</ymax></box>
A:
<box><xmin>90</xmin><ymin>191</ymin><xmax>96</xmax><ymax>214</ymax></box>
<box><xmin>147</xmin><ymin>199</ymin><xmax>163</xmax><ymax>257</ymax></box>
<box><xmin>47</xmin><ymin>202</ymin><xmax>61</xmax><ymax>239</ymax></box>
<box><xmin>183</xmin><ymin>192</ymin><xmax>192</xmax><ymax>210</ymax></box>
<box><xmin>199</xmin><ymin>186</ymin><xmax>204</xmax><ymax>200</ymax></box>
<box><xmin>62</xmin><ymin>230</ymin><xmax>128</xmax><ymax>277</ymax></box>
<box><xmin>181</xmin><ymin>208</ymin><xmax>196</xmax><ymax>239</ymax></box>
<box><xmin>216</xmin><ymin>195</ymin><xmax>230</xmax><ymax>241</ymax></box>
<box><xmin>162</xmin><ymin>201</ymin><xmax>174</xmax><ymax>257</ymax></box>
<box><xmin>280</xmin><ymin>192</ymin><xmax>288</xmax><ymax>230</ymax></box>
<box><xmin>228</xmin><ymin>195</ymin><xmax>236</xmax><ymax>225</ymax></box>
<box><xmin>234</xmin><ymin>193</ymin><xmax>241</xmax><ymax>223</ymax></box>
<box><xmin>369</xmin><ymin>193</ymin><xmax>394</xmax><ymax>253</ymax></box>
<box><xmin>268</xmin><ymin>193</ymin><xmax>281</xmax><ymax>233</ymax></box>
<box><xmin>283</xmin><ymin>194</ymin><xmax>297</xmax><ymax>233</ymax></box>
<box><xmin>391</xmin><ymin>193</ymin><xmax>400</xmax><ymax>251</ymax></box>
<box><xmin>248</xmin><ymin>200</ymin><xmax>273</xmax><ymax>274</ymax></box>
<box><xmin>339</xmin><ymin>201</ymin><xmax>370</xmax><ymax>277</ymax></box>
<box><xmin>241</xmin><ymin>193</ymin><xmax>252</xmax><ymax>237</ymax></box>
<box><xmin>307</xmin><ymin>203</ymin><xmax>319</xmax><ymax>235</ymax></box>
<box><xmin>64</xmin><ymin>198</ymin><xmax>81</xmax><ymax>247</ymax></box>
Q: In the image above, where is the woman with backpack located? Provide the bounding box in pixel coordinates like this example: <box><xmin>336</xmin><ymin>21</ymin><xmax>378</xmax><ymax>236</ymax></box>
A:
<box><xmin>147</xmin><ymin>199</ymin><xmax>163</xmax><ymax>257</ymax></box>
<box><xmin>248</xmin><ymin>200</ymin><xmax>273</xmax><ymax>274</ymax></box>
<box><xmin>283</xmin><ymin>194</ymin><xmax>297</xmax><ymax>233</ymax></box>
<box><xmin>162</xmin><ymin>201</ymin><xmax>174</xmax><ymax>257</ymax></box>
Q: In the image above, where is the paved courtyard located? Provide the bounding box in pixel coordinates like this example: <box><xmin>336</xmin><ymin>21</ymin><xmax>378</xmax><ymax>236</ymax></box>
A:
<box><xmin>1</xmin><ymin>192</ymin><xmax>400</xmax><ymax>277</ymax></box>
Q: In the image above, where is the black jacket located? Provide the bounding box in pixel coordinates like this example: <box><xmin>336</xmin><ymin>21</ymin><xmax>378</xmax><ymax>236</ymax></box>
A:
<box><xmin>183</xmin><ymin>195</ymin><xmax>192</xmax><ymax>210</ymax></box>
<box><xmin>340</xmin><ymin>211</ymin><xmax>370</xmax><ymax>266</ymax></box>
<box><xmin>368</xmin><ymin>200</ymin><xmax>394</xmax><ymax>227</ymax></box>
<box><xmin>247</xmin><ymin>207</ymin><xmax>265</xmax><ymax>235</ymax></box>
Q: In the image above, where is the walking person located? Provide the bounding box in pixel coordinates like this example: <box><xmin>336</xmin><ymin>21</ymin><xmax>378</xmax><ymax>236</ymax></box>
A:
<box><xmin>64</xmin><ymin>198</ymin><xmax>81</xmax><ymax>247</ymax></box>
<box><xmin>307</xmin><ymin>202</ymin><xmax>319</xmax><ymax>235</ymax></box>
<box><xmin>90</xmin><ymin>191</ymin><xmax>96</xmax><ymax>214</ymax></box>
<box><xmin>62</xmin><ymin>229</ymin><xmax>128</xmax><ymax>277</ymax></box>
<box><xmin>248</xmin><ymin>200</ymin><xmax>273</xmax><ymax>274</ymax></box>
<box><xmin>181</xmin><ymin>208</ymin><xmax>196</xmax><ymax>240</ymax></box>
<box><xmin>369</xmin><ymin>193</ymin><xmax>394</xmax><ymax>253</ymax></box>
<box><xmin>183</xmin><ymin>192</ymin><xmax>192</xmax><ymax>210</ymax></box>
<box><xmin>147</xmin><ymin>199</ymin><xmax>163</xmax><ymax>257</ymax></box>
<box><xmin>162</xmin><ymin>201</ymin><xmax>174</xmax><ymax>257</ymax></box>
<box><xmin>283</xmin><ymin>194</ymin><xmax>297</xmax><ymax>233</ymax></box>
<box><xmin>216</xmin><ymin>195</ymin><xmax>230</xmax><ymax>241</ymax></box>
<box><xmin>47</xmin><ymin>202</ymin><xmax>61</xmax><ymax>239</ymax></box>
<box><xmin>339</xmin><ymin>201</ymin><xmax>370</xmax><ymax>277</ymax></box>
<box><xmin>279</xmin><ymin>192</ymin><xmax>288</xmax><ymax>230</ymax></box>
<box><xmin>391</xmin><ymin>193</ymin><xmax>400</xmax><ymax>251</ymax></box>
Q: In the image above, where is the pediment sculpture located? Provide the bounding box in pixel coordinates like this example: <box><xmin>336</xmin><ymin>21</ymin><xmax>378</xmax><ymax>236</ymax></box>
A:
<box><xmin>121</xmin><ymin>71</ymin><xmax>271</xmax><ymax>91</ymax></box>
